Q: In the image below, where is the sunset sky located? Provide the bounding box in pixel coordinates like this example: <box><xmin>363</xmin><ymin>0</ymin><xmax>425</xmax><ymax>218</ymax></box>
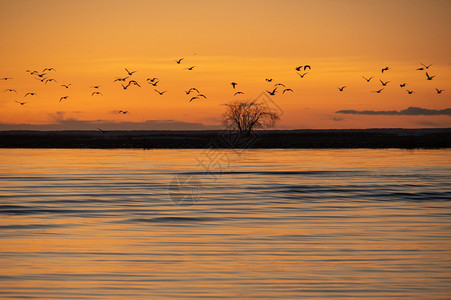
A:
<box><xmin>0</xmin><ymin>0</ymin><xmax>450</xmax><ymax>130</ymax></box>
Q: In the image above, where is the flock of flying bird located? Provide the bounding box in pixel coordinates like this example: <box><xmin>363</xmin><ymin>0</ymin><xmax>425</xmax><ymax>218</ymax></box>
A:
<box><xmin>336</xmin><ymin>63</ymin><xmax>445</xmax><ymax>95</ymax></box>
<box><xmin>0</xmin><ymin>60</ymin><xmax>446</xmax><ymax>113</ymax></box>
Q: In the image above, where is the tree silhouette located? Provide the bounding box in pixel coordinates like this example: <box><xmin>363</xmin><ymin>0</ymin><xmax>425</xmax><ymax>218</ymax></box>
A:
<box><xmin>222</xmin><ymin>100</ymin><xmax>280</xmax><ymax>135</ymax></box>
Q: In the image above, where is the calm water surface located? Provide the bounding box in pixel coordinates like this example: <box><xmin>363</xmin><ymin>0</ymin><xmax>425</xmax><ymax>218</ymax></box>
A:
<box><xmin>0</xmin><ymin>148</ymin><xmax>450</xmax><ymax>299</ymax></box>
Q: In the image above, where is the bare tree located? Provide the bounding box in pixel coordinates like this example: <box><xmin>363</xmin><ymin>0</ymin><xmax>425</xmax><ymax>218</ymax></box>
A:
<box><xmin>222</xmin><ymin>100</ymin><xmax>280</xmax><ymax>135</ymax></box>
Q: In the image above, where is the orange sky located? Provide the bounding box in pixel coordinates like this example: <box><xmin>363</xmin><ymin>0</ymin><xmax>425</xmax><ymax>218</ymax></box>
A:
<box><xmin>0</xmin><ymin>0</ymin><xmax>450</xmax><ymax>130</ymax></box>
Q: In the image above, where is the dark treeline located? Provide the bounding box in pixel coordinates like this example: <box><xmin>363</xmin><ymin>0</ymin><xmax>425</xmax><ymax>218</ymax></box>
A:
<box><xmin>0</xmin><ymin>129</ymin><xmax>450</xmax><ymax>149</ymax></box>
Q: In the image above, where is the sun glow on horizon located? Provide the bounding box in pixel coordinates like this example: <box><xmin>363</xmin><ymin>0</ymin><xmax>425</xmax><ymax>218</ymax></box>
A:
<box><xmin>1</xmin><ymin>0</ymin><xmax>450</xmax><ymax>129</ymax></box>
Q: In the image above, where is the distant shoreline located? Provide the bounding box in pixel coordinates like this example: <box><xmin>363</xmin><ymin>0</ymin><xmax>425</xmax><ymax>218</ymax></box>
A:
<box><xmin>0</xmin><ymin>129</ymin><xmax>450</xmax><ymax>149</ymax></box>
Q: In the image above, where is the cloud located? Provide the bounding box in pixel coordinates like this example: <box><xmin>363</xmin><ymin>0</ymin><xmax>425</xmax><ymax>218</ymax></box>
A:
<box><xmin>332</xmin><ymin>117</ymin><xmax>344</xmax><ymax>122</ymax></box>
<box><xmin>0</xmin><ymin>117</ymin><xmax>220</xmax><ymax>131</ymax></box>
<box><xmin>336</xmin><ymin>107</ymin><xmax>451</xmax><ymax>116</ymax></box>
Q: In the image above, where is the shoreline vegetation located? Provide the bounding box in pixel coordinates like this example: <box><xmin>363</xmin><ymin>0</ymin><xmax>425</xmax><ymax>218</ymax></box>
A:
<box><xmin>0</xmin><ymin>129</ymin><xmax>450</xmax><ymax>149</ymax></box>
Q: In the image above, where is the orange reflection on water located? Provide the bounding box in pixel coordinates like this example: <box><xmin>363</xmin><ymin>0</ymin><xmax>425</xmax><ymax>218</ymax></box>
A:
<box><xmin>0</xmin><ymin>149</ymin><xmax>450</xmax><ymax>299</ymax></box>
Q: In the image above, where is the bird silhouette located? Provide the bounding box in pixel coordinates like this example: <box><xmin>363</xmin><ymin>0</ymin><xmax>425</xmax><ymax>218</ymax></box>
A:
<box><xmin>43</xmin><ymin>68</ymin><xmax>55</xmax><ymax>72</ymax></box>
<box><xmin>274</xmin><ymin>83</ymin><xmax>285</xmax><ymax>88</ymax></box>
<box><xmin>362</xmin><ymin>76</ymin><xmax>373</xmax><ymax>82</ymax></box>
<box><xmin>97</xmin><ymin>128</ymin><xmax>106</xmax><ymax>134</ymax></box>
<box><xmin>128</xmin><ymin>80</ymin><xmax>141</xmax><ymax>87</ymax></box>
<box><xmin>61</xmin><ymin>84</ymin><xmax>71</xmax><ymax>88</ymax></box>
<box><xmin>338</xmin><ymin>86</ymin><xmax>346</xmax><ymax>91</ymax></box>
<box><xmin>155</xmin><ymin>89</ymin><xmax>166</xmax><ymax>95</ymax></box>
<box><xmin>113</xmin><ymin>76</ymin><xmax>129</xmax><ymax>82</ymax></box>
<box><xmin>416</xmin><ymin>67</ymin><xmax>424</xmax><ymax>71</ymax></box>
<box><xmin>425</xmin><ymin>72</ymin><xmax>435</xmax><ymax>80</ymax></box>
<box><xmin>118</xmin><ymin>110</ymin><xmax>129</xmax><ymax>114</ymax></box>
<box><xmin>147</xmin><ymin>77</ymin><xmax>159</xmax><ymax>83</ymax></box>
<box><xmin>265</xmin><ymin>78</ymin><xmax>273</xmax><ymax>82</ymax></box>
<box><xmin>380</xmin><ymin>80</ymin><xmax>390</xmax><ymax>86</ymax></box>
<box><xmin>90</xmin><ymin>85</ymin><xmax>101</xmax><ymax>89</ymax></box>
<box><xmin>24</xmin><ymin>92</ymin><xmax>36</xmax><ymax>97</ymax></box>
<box><xmin>421</xmin><ymin>63</ymin><xmax>432</xmax><ymax>69</ymax></box>
<box><xmin>148</xmin><ymin>81</ymin><xmax>159</xmax><ymax>86</ymax></box>
<box><xmin>59</xmin><ymin>96</ymin><xmax>69</xmax><ymax>102</ymax></box>
<box><xmin>125</xmin><ymin>68</ymin><xmax>136</xmax><ymax>76</ymax></box>
<box><xmin>35</xmin><ymin>73</ymin><xmax>46</xmax><ymax>78</ymax></box>
<box><xmin>282</xmin><ymin>88</ymin><xmax>293</xmax><ymax>94</ymax></box>
<box><xmin>297</xmin><ymin>72</ymin><xmax>308</xmax><ymax>78</ymax></box>
<box><xmin>121</xmin><ymin>83</ymin><xmax>130</xmax><ymax>90</ymax></box>
<box><xmin>406</xmin><ymin>90</ymin><xmax>414</xmax><ymax>94</ymax></box>
<box><xmin>92</xmin><ymin>92</ymin><xmax>102</xmax><ymax>96</ymax></box>
<box><xmin>231</xmin><ymin>82</ymin><xmax>237</xmax><ymax>89</ymax></box>
<box><xmin>15</xmin><ymin>100</ymin><xmax>27</xmax><ymax>105</ymax></box>
<box><xmin>26</xmin><ymin>70</ymin><xmax>37</xmax><ymax>74</ymax></box>
<box><xmin>295</xmin><ymin>66</ymin><xmax>303</xmax><ymax>71</ymax></box>
<box><xmin>304</xmin><ymin>65</ymin><xmax>311</xmax><ymax>70</ymax></box>
<box><xmin>0</xmin><ymin>77</ymin><xmax>13</xmax><ymax>80</ymax></box>
<box><xmin>372</xmin><ymin>88</ymin><xmax>384</xmax><ymax>93</ymax></box>
<box><xmin>234</xmin><ymin>91</ymin><xmax>244</xmax><ymax>96</ymax></box>
<box><xmin>435</xmin><ymin>88</ymin><xmax>444</xmax><ymax>94</ymax></box>
<box><xmin>186</xmin><ymin>87</ymin><xmax>199</xmax><ymax>94</ymax></box>
<box><xmin>197</xmin><ymin>94</ymin><xmax>207</xmax><ymax>98</ymax></box>
<box><xmin>175</xmin><ymin>58</ymin><xmax>184</xmax><ymax>64</ymax></box>
<box><xmin>381</xmin><ymin>67</ymin><xmax>389</xmax><ymax>73</ymax></box>
<box><xmin>186</xmin><ymin>66</ymin><xmax>195</xmax><ymax>70</ymax></box>
<box><xmin>4</xmin><ymin>89</ymin><xmax>17</xmax><ymax>93</ymax></box>
<box><xmin>189</xmin><ymin>96</ymin><xmax>199</xmax><ymax>102</ymax></box>
<box><xmin>45</xmin><ymin>78</ymin><xmax>57</xmax><ymax>84</ymax></box>
<box><xmin>266</xmin><ymin>87</ymin><xmax>277</xmax><ymax>95</ymax></box>
<box><xmin>400</xmin><ymin>83</ymin><xmax>406</xmax><ymax>88</ymax></box>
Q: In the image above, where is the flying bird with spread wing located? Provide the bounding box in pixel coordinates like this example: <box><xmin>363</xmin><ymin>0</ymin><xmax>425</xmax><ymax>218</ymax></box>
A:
<box><xmin>282</xmin><ymin>88</ymin><xmax>293</xmax><ymax>94</ymax></box>
<box><xmin>125</xmin><ymin>68</ymin><xmax>136</xmax><ymax>76</ymax></box>
<box><xmin>373</xmin><ymin>88</ymin><xmax>384</xmax><ymax>93</ymax></box>
<box><xmin>175</xmin><ymin>58</ymin><xmax>184</xmax><ymax>64</ymax></box>
<box><xmin>186</xmin><ymin>87</ymin><xmax>199</xmax><ymax>94</ymax></box>
<box><xmin>186</xmin><ymin>66</ymin><xmax>195</xmax><ymax>70</ymax></box>
<box><xmin>59</xmin><ymin>96</ymin><xmax>69</xmax><ymax>102</ymax></box>
<box><xmin>338</xmin><ymin>86</ymin><xmax>346</xmax><ymax>92</ymax></box>
<box><xmin>45</xmin><ymin>78</ymin><xmax>57</xmax><ymax>84</ymax></box>
<box><xmin>362</xmin><ymin>76</ymin><xmax>373</xmax><ymax>82</ymax></box>
<box><xmin>266</xmin><ymin>87</ymin><xmax>277</xmax><ymax>95</ymax></box>
<box><xmin>128</xmin><ymin>80</ymin><xmax>141</xmax><ymax>87</ymax></box>
<box><xmin>24</xmin><ymin>92</ymin><xmax>36</xmax><ymax>97</ymax></box>
<box><xmin>231</xmin><ymin>82</ymin><xmax>237</xmax><ymax>89</ymax></box>
<box><xmin>425</xmin><ymin>72</ymin><xmax>435</xmax><ymax>80</ymax></box>
<box><xmin>4</xmin><ymin>89</ymin><xmax>17</xmax><ymax>93</ymax></box>
<box><xmin>15</xmin><ymin>101</ymin><xmax>27</xmax><ymax>106</ymax></box>
<box><xmin>234</xmin><ymin>91</ymin><xmax>244</xmax><ymax>96</ymax></box>
<box><xmin>154</xmin><ymin>89</ymin><xmax>167</xmax><ymax>95</ymax></box>
<box><xmin>435</xmin><ymin>88</ymin><xmax>445</xmax><ymax>94</ymax></box>
<box><xmin>92</xmin><ymin>92</ymin><xmax>102</xmax><ymax>96</ymax></box>
<box><xmin>381</xmin><ymin>67</ymin><xmax>390</xmax><ymax>73</ymax></box>
<box><xmin>297</xmin><ymin>72</ymin><xmax>308</xmax><ymax>78</ymax></box>
<box><xmin>61</xmin><ymin>84</ymin><xmax>71</xmax><ymax>88</ymax></box>
<box><xmin>113</xmin><ymin>76</ymin><xmax>129</xmax><ymax>82</ymax></box>
<box><xmin>380</xmin><ymin>80</ymin><xmax>390</xmax><ymax>86</ymax></box>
